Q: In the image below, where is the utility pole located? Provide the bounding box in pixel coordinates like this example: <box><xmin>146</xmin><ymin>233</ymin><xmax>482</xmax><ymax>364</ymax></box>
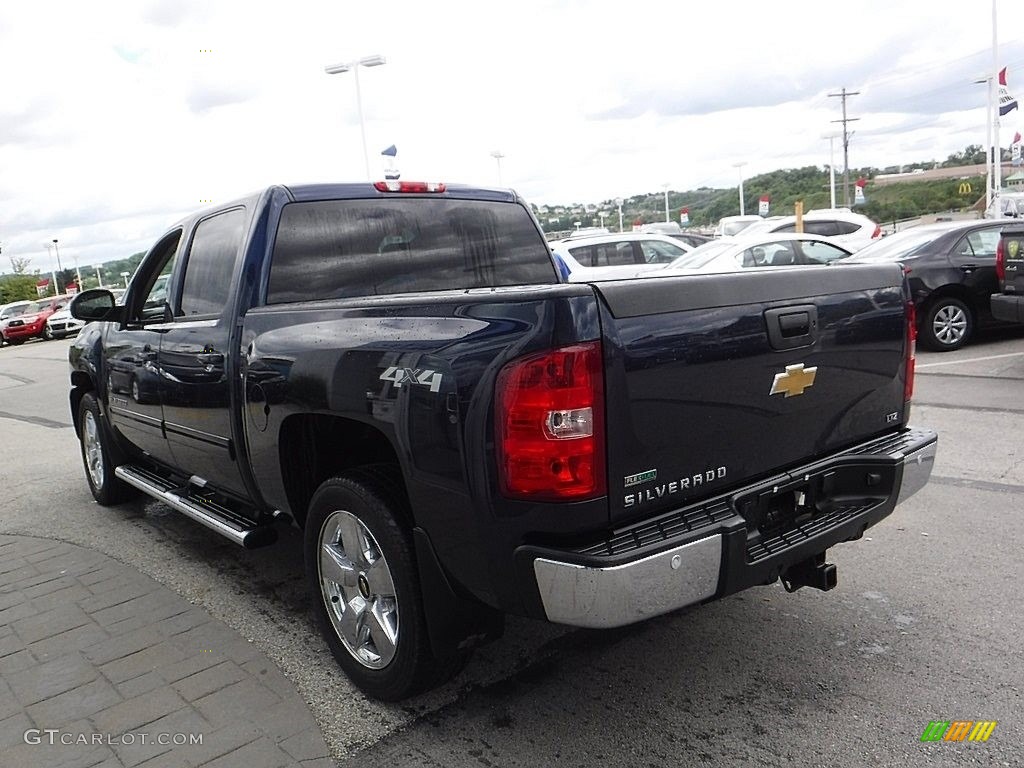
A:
<box><xmin>829</xmin><ymin>88</ymin><xmax>860</xmax><ymax>207</ymax></box>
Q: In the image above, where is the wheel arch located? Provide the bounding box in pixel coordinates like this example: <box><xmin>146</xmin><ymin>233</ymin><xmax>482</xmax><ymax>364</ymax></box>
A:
<box><xmin>920</xmin><ymin>284</ymin><xmax>976</xmax><ymax>317</ymax></box>
<box><xmin>278</xmin><ymin>413</ymin><xmax>408</xmax><ymax>529</ymax></box>
<box><xmin>69</xmin><ymin>371</ymin><xmax>95</xmax><ymax>438</ymax></box>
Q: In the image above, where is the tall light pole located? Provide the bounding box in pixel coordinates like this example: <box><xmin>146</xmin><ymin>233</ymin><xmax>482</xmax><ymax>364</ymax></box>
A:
<box><xmin>977</xmin><ymin>73</ymin><xmax>995</xmax><ymax>213</ymax></box>
<box><xmin>615</xmin><ymin>198</ymin><xmax>624</xmax><ymax>233</ymax></box>
<box><xmin>45</xmin><ymin>243</ymin><xmax>60</xmax><ymax>295</ymax></box>
<box><xmin>490</xmin><ymin>150</ymin><xmax>505</xmax><ymax>186</ymax></box>
<box><xmin>52</xmin><ymin>239</ymin><xmax>63</xmax><ymax>274</ymax></box>
<box><xmin>823</xmin><ymin>133</ymin><xmax>839</xmax><ymax>209</ymax></box>
<box><xmin>95</xmin><ymin>265</ymin><xmax>103</xmax><ymax>288</ymax></box>
<box><xmin>324</xmin><ymin>54</ymin><xmax>387</xmax><ymax>180</ymax></box>
<box><xmin>992</xmin><ymin>0</ymin><xmax>1002</xmax><ymax>215</ymax></box>
<box><xmin>662</xmin><ymin>183</ymin><xmax>671</xmax><ymax>223</ymax></box>
<box><xmin>733</xmin><ymin>162</ymin><xmax>747</xmax><ymax>215</ymax></box>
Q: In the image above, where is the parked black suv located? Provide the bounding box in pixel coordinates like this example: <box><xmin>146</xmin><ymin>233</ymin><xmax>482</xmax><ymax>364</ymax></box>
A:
<box><xmin>992</xmin><ymin>222</ymin><xmax>1024</xmax><ymax>323</ymax></box>
<box><xmin>844</xmin><ymin>219</ymin><xmax>1007</xmax><ymax>351</ymax></box>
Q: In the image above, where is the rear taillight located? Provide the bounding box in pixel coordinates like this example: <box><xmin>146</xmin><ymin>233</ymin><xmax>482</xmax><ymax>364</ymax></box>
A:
<box><xmin>996</xmin><ymin>238</ymin><xmax>1006</xmax><ymax>282</ymax></box>
<box><xmin>905</xmin><ymin>300</ymin><xmax>916</xmax><ymax>402</ymax></box>
<box><xmin>373</xmin><ymin>181</ymin><xmax>446</xmax><ymax>193</ymax></box>
<box><xmin>495</xmin><ymin>342</ymin><xmax>606</xmax><ymax>501</ymax></box>
<box><xmin>872</xmin><ymin>225</ymin><xmax>882</xmax><ymax>239</ymax></box>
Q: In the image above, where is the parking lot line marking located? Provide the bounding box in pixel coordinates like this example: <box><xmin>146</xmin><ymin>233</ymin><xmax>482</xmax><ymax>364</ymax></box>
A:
<box><xmin>916</xmin><ymin>351</ymin><xmax>1024</xmax><ymax>369</ymax></box>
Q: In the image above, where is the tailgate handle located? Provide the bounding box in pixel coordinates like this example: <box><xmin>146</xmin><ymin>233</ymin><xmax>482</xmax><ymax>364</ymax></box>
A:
<box><xmin>765</xmin><ymin>305</ymin><xmax>818</xmax><ymax>350</ymax></box>
<box><xmin>778</xmin><ymin>311</ymin><xmax>809</xmax><ymax>337</ymax></box>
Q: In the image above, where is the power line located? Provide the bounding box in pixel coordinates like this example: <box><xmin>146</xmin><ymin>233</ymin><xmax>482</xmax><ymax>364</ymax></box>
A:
<box><xmin>829</xmin><ymin>88</ymin><xmax>860</xmax><ymax>206</ymax></box>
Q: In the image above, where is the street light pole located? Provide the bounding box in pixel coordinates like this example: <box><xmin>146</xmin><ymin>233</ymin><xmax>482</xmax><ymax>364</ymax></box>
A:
<box><xmin>823</xmin><ymin>134</ymin><xmax>838</xmax><ymax>209</ymax></box>
<box><xmin>324</xmin><ymin>55</ymin><xmax>387</xmax><ymax>180</ymax></box>
<box><xmin>662</xmin><ymin>183</ymin><xmax>670</xmax><ymax>223</ymax></box>
<box><xmin>490</xmin><ymin>150</ymin><xmax>505</xmax><ymax>186</ymax></box>
<box><xmin>992</xmin><ymin>0</ymin><xmax>1002</xmax><ymax>215</ymax></box>
<box><xmin>733</xmin><ymin>162</ymin><xmax>747</xmax><ymax>216</ymax></box>
<box><xmin>615</xmin><ymin>198</ymin><xmax>624</xmax><ymax>233</ymax></box>
<box><xmin>95</xmin><ymin>266</ymin><xmax>103</xmax><ymax>288</ymax></box>
<box><xmin>45</xmin><ymin>243</ymin><xmax>60</xmax><ymax>295</ymax></box>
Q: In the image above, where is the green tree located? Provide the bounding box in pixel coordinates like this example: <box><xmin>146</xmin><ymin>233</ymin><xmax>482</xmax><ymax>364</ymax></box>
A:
<box><xmin>0</xmin><ymin>274</ymin><xmax>43</xmax><ymax>303</ymax></box>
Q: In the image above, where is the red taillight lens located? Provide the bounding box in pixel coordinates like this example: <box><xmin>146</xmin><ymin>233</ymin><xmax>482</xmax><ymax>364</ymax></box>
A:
<box><xmin>495</xmin><ymin>342</ymin><xmax>606</xmax><ymax>501</ymax></box>
<box><xmin>996</xmin><ymin>238</ymin><xmax>1006</xmax><ymax>282</ymax></box>
<box><xmin>373</xmin><ymin>181</ymin><xmax>446</xmax><ymax>193</ymax></box>
<box><xmin>872</xmin><ymin>225</ymin><xmax>882</xmax><ymax>239</ymax></box>
<box><xmin>905</xmin><ymin>300</ymin><xmax>916</xmax><ymax>402</ymax></box>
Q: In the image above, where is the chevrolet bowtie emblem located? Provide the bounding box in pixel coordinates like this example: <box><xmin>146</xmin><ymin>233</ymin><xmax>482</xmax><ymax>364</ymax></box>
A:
<box><xmin>770</xmin><ymin>364</ymin><xmax>818</xmax><ymax>398</ymax></box>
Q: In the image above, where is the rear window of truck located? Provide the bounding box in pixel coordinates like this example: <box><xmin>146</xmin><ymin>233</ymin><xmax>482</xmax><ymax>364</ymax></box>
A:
<box><xmin>266</xmin><ymin>198</ymin><xmax>556</xmax><ymax>303</ymax></box>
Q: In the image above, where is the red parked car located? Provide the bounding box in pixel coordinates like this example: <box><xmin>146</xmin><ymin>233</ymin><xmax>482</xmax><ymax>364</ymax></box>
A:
<box><xmin>2</xmin><ymin>296</ymin><xmax>69</xmax><ymax>344</ymax></box>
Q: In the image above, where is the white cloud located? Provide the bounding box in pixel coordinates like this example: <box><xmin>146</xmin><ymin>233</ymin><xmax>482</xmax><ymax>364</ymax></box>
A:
<box><xmin>1</xmin><ymin>0</ymin><xmax>1023</xmax><ymax>272</ymax></box>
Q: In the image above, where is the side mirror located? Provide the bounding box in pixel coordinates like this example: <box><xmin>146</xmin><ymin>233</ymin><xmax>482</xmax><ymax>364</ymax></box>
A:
<box><xmin>70</xmin><ymin>289</ymin><xmax>118</xmax><ymax>321</ymax></box>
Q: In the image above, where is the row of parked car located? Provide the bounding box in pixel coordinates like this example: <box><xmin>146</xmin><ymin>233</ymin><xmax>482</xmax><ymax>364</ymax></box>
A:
<box><xmin>3</xmin><ymin>208</ymin><xmax>1017</xmax><ymax>355</ymax></box>
<box><xmin>550</xmin><ymin>209</ymin><xmax>1017</xmax><ymax>352</ymax></box>
<box><xmin>0</xmin><ymin>289</ymin><xmax>124</xmax><ymax>347</ymax></box>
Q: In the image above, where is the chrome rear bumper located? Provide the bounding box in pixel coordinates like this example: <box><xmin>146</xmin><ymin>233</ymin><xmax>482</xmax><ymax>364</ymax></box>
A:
<box><xmin>532</xmin><ymin>428</ymin><xmax>937</xmax><ymax>629</ymax></box>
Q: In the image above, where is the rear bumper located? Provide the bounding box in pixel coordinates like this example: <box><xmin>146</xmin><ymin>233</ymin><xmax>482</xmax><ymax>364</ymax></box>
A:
<box><xmin>990</xmin><ymin>293</ymin><xmax>1024</xmax><ymax>323</ymax></box>
<box><xmin>523</xmin><ymin>427</ymin><xmax>937</xmax><ymax>629</ymax></box>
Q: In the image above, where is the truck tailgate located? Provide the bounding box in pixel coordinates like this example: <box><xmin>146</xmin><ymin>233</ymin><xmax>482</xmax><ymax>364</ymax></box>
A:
<box><xmin>594</xmin><ymin>264</ymin><xmax>909</xmax><ymax>524</ymax></box>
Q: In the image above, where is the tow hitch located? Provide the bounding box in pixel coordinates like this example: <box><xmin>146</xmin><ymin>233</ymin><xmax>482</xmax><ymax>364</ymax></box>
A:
<box><xmin>781</xmin><ymin>553</ymin><xmax>837</xmax><ymax>593</ymax></box>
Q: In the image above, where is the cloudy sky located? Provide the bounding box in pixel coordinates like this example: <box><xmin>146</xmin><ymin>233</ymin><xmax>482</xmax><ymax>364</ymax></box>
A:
<box><xmin>2</xmin><ymin>0</ymin><xmax>1024</xmax><ymax>274</ymax></box>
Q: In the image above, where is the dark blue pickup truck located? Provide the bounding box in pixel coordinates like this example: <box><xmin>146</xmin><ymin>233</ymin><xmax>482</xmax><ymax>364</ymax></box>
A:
<box><xmin>68</xmin><ymin>182</ymin><xmax>936</xmax><ymax>699</ymax></box>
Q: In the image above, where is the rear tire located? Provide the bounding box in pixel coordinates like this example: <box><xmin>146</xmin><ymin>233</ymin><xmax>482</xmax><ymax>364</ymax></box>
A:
<box><xmin>42</xmin><ymin>325</ymin><xmax>54</xmax><ymax>341</ymax></box>
<box><xmin>304</xmin><ymin>471</ymin><xmax>463</xmax><ymax>701</ymax></box>
<box><xmin>78</xmin><ymin>392</ymin><xmax>135</xmax><ymax>505</ymax></box>
<box><xmin>920</xmin><ymin>297</ymin><xmax>972</xmax><ymax>352</ymax></box>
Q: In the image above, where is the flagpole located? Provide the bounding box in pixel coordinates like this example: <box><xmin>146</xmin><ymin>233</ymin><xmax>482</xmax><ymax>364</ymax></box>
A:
<box><xmin>986</xmin><ymin>74</ymin><xmax>993</xmax><ymax>214</ymax></box>
<box><xmin>993</xmin><ymin>0</ymin><xmax>1001</xmax><ymax>215</ymax></box>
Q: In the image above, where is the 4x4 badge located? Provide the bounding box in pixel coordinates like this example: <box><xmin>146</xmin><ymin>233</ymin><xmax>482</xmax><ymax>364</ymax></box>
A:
<box><xmin>379</xmin><ymin>367</ymin><xmax>444</xmax><ymax>393</ymax></box>
<box><xmin>770</xmin><ymin>364</ymin><xmax>817</xmax><ymax>398</ymax></box>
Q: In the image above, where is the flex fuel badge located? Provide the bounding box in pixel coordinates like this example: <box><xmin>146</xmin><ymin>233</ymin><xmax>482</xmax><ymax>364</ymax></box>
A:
<box><xmin>624</xmin><ymin>469</ymin><xmax>657</xmax><ymax>488</ymax></box>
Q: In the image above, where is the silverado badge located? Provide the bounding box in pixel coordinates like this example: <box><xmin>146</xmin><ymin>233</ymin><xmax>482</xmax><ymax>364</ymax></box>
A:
<box><xmin>770</xmin><ymin>363</ymin><xmax>817</xmax><ymax>398</ymax></box>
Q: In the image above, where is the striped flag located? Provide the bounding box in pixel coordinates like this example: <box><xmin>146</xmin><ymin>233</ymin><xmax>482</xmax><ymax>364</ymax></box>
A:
<box><xmin>999</xmin><ymin>67</ymin><xmax>1018</xmax><ymax>116</ymax></box>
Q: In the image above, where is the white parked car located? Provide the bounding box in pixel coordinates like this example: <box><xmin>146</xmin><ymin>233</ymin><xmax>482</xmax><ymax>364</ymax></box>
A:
<box><xmin>713</xmin><ymin>215</ymin><xmax>765</xmax><ymax>238</ymax></box>
<box><xmin>550</xmin><ymin>232</ymin><xmax>693</xmax><ymax>281</ymax></box>
<box><xmin>737</xmin><ymin>208</ymin><xmax>881</xmax><ymax>252</ymax></box>
<box><xmin>44</xmin><ymin>307</ymin><xmax>84</xmax><ymax>340</ymax></box>
<box><xmin>661</xmin><ymin>233</ymin><xmax>853</xmax><ymax>273</ymax></box>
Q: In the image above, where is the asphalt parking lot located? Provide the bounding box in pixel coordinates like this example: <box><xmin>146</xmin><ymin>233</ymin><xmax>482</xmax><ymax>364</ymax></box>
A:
<box><xmin>1</xmin><ymin>328</ymin><xmax>1022</xmax><ymax>767</ymax></box>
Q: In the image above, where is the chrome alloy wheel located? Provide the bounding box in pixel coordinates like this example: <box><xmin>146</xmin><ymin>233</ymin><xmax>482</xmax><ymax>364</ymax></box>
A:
<box><xmin>932</xmin><ymin>304</ymin><xmax>968</xmax><ymax>345</ymax></box>
<box><xmin>318</xmin><ymin>510</ymin><xmax>399</xmax><ymax>669</ymax></box>
<box><xmin>82</xmin><ymin>410</ymin><xmax>104</xmax><ymax>490</ymax></box>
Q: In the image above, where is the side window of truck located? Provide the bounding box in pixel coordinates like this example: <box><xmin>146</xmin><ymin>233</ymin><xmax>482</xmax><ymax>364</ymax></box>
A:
<box><xmin>178</xmin><ymin>208</ymin><xmax>246</xmax><ymax>317</ymax></box>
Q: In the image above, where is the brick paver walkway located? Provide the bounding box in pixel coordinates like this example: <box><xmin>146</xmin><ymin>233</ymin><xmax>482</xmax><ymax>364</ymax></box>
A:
<box><xmin>0</xmin><ymin>535</ymin><xmax>333</xmax><ymax>768</ymax></box>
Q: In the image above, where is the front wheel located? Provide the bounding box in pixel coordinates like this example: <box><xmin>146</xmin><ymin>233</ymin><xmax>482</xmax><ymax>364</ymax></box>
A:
<box><xmin>921</xmin><ymin>297</ymin><xmax>972</xmax><ymax>352</ymax></box>
<box><xmin>42</xmin><ymin>325</ymin><xmax>54</xmax><ymax>341</ymax></box>
<box><xmin>78</xmin><ymin>392</ymin><xmax>135</xmax><ymax>505</ymax></box>
<box><xmin>304</xmin><ymin>472</ymin><xmax>462</xmax><ymax>700</ymax></box>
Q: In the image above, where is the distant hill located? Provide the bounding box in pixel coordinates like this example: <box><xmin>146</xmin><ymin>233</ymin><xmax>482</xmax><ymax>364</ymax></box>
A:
<box><xmin>535</xmin><ymin>164</ymin><xmax>991</xmax><ymax>234</ymax></box>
